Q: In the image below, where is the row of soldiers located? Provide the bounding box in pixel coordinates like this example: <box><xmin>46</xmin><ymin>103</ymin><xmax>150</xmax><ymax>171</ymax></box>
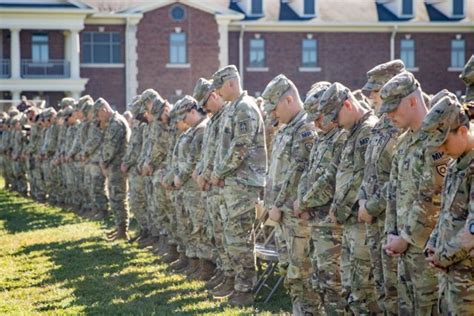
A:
<box><xmin>1</xmin><ymin>55</ymin><xmax>474</xmax><ymax>314</ymax></box>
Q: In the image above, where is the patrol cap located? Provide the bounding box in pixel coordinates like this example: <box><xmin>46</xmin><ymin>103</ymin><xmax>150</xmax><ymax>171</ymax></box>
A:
<box><xmin>318</xmin><ymin>82</ymin><xmax>351</xmax><ymax>126</ymax></box>
<box><xmin>379</xmin><ymin>72</ymin><xmax>420</xmax><ymax>113</ymax></box>
<box><xmin>140</xmin><ymin>89</ymin><xmax>161</xmax><ymax>105</ymax></box>
<box><xmin>421</xmin><ymin>94</ymin><xmax>467</xmax><ymax>147</ymax></box>
<box><xmin>41</xmin><ymin>107</ymin><xmax>57</xmax><ymax>120</ymax></box>
<box><xmin>261</xmin><ymin>74</ymin><xmax>293</xmax><ymax>113</ymax></box>
<box><xmin>129</xmin><ymin>95</ymin><xmax>143</xmax><ymax>117</ymax></box>
<box><xmin>303</xmin><ymin>81</ymin><xmax>331</xmax><ymax>122</ymax></box>
<box><xmin>362</xmin><ymin>59</ymin><xmax>406</xmax><ymax>92</ymax></box>
<box><xmin>193</xmin><ymin>78</ymin><xmax>214</xmax><ymax>110</ymax></box>
<box><xmin>58</xmin><ymin>97</ymin><xmax>76</xmax><ymax>109</ymax></box>
<box><xmin>352</xmin><ymin>89</ymin><xmax>372</xmax><ymax>111</ymax></box>
<box><xmin>211</xmin><ymin>65</ymin><xmax>239</xmax><ymax>90</ymax></box>
<box><xmin>63</xmin><ymin>107</ymin><xmax>75</xmax><ymax>119</ymax></box>
<box><xmin>460</xmin><ymin>54</ymin><xmax>474</xmax><ymax>86</ymax></box>
<box><xmin>429</xmin><ymin>89</ymin><xmax>452</xmax><ymax>109</ymax></box>
<box><xmin>149</xmin><ymin>96</ymin><xmax>167</xmax><ymax>116</ymax></box>
<box><xmin>93</xmin><ymin>98</ymin><xmax>109</xmax><ymax>115</ymax></box>
<box><xmin>173</xmin><ymin>95</ymin><xmax>197</xmax><ymax>121</ymax></box>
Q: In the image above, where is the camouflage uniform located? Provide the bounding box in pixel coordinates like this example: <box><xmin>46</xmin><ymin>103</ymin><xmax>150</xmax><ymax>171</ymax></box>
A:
<box><xmin>381</xmin><ymin>73</ymin><xmax>451</xmax><ymax>315</ymax></box>
<box><xmin>422</xmin><ymin>95</ymin><xmax>474</xmax><ymax>316</ymax></box>
<box><xmin>262</xmin><ymin>75</ymin><xmax>320</xmax><ymax>315</ymax></box>
<box><xmin>64</xmin><ymin>108</ymin><xmax>80</xmax><ymax>210</ymax></box>
<box><xmin>25</xmin><ymin>112</ymin><xmax>45</xmax><ymax>201</ymax></box>
<box><xmin>320</xmin><ymin>83</ymin><xmax>379</xmax><ymax>314</ymax></box>
<box><xmin>53</xmin><ymin>111</ymin><xmax>68</xmax><ymax>205</ymax></box>
<box><xmin>96</xmin><ymin>99</ymin><xmax>130</xmax><ymax>230</ymax></box>
<box><xmin>298</xmin><ymin>81</ymin><xmax>348</xmax><ymax>315</ymax></box>
<box><xmin>460</xmin><ymin>54</ymin><xmax>474</xmax><ymax>102</ymax></box>
<box><xmin>358</xmin><ymin>59</ymin><xmax>405</xmax><ymax>314</ymax></box>
<box><xmin>10</xmin><ymin>115</ymin><xmax>28</xmax><ymax>195</ymax></box>
<box><xmin>211</xmin><ymin>66</ymin><xmax>267</xmax><ymax>294</ymax></box>
<box><xmin>39</xmin><ymin>109</ymin><xmax>59</xmax><ymax>204</ymax></box>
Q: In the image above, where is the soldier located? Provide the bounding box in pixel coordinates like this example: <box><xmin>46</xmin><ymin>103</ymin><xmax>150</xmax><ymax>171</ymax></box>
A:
<box><xmin>25</xmin><ymin>107</ymin><xmax>44</xmax><ymax>202</ymax></box>
<box><xmin>39</xmin><ymin>108</ymin><xmax>59</xmax><ymax>204</ymax></box>
<box><xmin>193</xmin><ymin>78</ymin><xmax>231</xmax><ymax>289</ymax></box>
<box><xmin>421</xmin><ymin>96</ymin><xmax>474</xmax><ymax>316</ymax></box>
<box><xmin>261</xmin><ymin>74</ymin><xmax>320</xmax><ymax>315</ymax></box>
<box><xmin>10</xmin><ymin>114</ymin><xmax>28</xmax><ymax>196</ymax></box>
<box><xmin>460</xmin><ymin>54</ymin><xmax>474</xmax><ymax>102</ymax></box>
<box><xmin>356</xmin><ymin>59</ymin><xmax>405</xmax><ymax>315</ymax></box>
<box><xmin>94</xmin><ymin>98</ymin><xmax>130</xmax><ymax>240</ymax></box>
<box><xmin>294</xmin><ymin>81</ymin><xmax>348</xmax><ymax>315</ymax></box>
<box><xmin>209</xmin><ymin>65</ymin><xmax>267</xmax><ymax>305</ymax></box>
<box><xmin>381</xmin><ymin>72</ymin><xmax>450</xmax><ymax>315</ymax></box>
<box><xmin>319</xmin><ymin>82</ymin><xmax>379</xmax><ymax>314</ymax></box>
<box><xmin>63</xmin><ymin>107</ymin><xmax>80</xmax><ymax>211</ymax></box>
<box><xmin>121</xmin><ymin>96</ymin><xmax>149</xmax><ymax>242</ymax></box>
<box><xmin>52</xmin><ymin>109</ymin><xmax>68</xmax><ymax>207</ymax></box>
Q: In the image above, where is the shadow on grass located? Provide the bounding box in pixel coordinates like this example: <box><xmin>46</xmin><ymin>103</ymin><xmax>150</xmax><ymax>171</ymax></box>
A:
<box><xmin>0</xmin><ymin>191</ymin><xmax>79</xmax><ymax>234</ymax></box>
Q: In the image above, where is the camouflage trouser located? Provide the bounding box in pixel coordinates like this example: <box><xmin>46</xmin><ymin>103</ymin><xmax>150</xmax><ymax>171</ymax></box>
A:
<box><xmin>440</xmin><ymin>265</ymin><xmax>474</xmax><ymax>316</ymax></box>
<box><xmin>4</xmin><ymin>158</ymin><xmax>14</xmax><ymax>188</ymax></box>
<box><xmin>12</xmin><ymin>160</ymin><xmax>27</xmax><ymax>194</ymax></box>
<box><xmin>366</xmin><ymin>220</ymin><xmax>398</xmax><ymax>315</ymax></box>
<box><xmin>183</xmin><ymin>189</ymin><xmax>212</xmax><ymax>260</ymax></box>
<box><xmin>274</xmin><ymin>223</ymin><xmax>289</xmax><ymax>275</ymax></box>
<box><xmin>207</xmin><ymin>187</ymin><xmax>233</xmax><ymax>274</ymax></box>
<box><xmin>65</xmin><ymin>162</ymin><xmax>82</xmax><ymax>210</ymax></box>
<box><xmin>128</xmin><ymin>171</ymin><xmax>147</xmax><ymax>230</ymax></box>
<box><xmin>27</xmin><ymin>158</ymin><xmax>45</xmax><ymax>201</ymax></box>
<box><xmin>151</xmin><ymin>172</ymin><xmax>173</xmax><ymax>243</ymax></box>
<box><xmin>311</xmin><ymin>225</ymin><xmax>346</xmax><ymax>315</ymax></box>
<box><xmin>84</xmin><ymin>163</ymin><xmax>108</xmax><ymax>213</ymax></box>
<box><xmin>341</xmin><ymin>221</ymin><xmax>378</xmax><ymax>314</ymax></box>
<box><xmin>106</xmin><ymin>165</ymin><xmax>129</xmax><ymax>229</ymax></box>
<box><xmin>166</xmin><ymin>190</ymin><xmax>179</xmax><ymax>246</ymax></box>
<box><xmin>174</xmin><ymin>188</ymin><xmax>191</xmax><ymax>254</ymax></box>
<box><xmin>143</xmin><ymin>176</ymin><xmax>157</xmax><ymax>236</ymax></box>
<box><xmin>73</xmin><ymin>161</ymin><xmax>85</xmax><ymax>210</ymax></box>
<box><xmin>398</xmin><ymin>246</ymin><xmax>439</xmax><ymax>315</ymax></box>
<box><xmin>43</xmin><ymin>159</ymin><xmax>60</xmax><ymax>203</ymax></box>
<box><xmin>221</xmin><ymin>183</ymin><xmax>260</xmax><ymax>293</ymax></box>
<box><xmin>282</xmin><ymin>219</ymin><xmax>322</xmax><ymax>315</ymax></box>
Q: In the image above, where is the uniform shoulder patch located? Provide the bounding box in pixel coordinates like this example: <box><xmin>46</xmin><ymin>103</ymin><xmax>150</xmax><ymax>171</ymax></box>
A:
<box><xmin>436</xmin><ymin>163</ymin><xmax>448</xmax><ymax>177</ymax></box>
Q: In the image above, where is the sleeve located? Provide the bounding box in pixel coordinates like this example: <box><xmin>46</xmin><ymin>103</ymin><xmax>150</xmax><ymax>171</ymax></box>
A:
<box><xmin>67</xmin><ymin>128</ymin><xmax>82</xmax><ymax>158</ymax></box>
<box><xmin>385</xmin><ymin>148</ymin><xmax>400</xmax><ymax>236</ymax></box>
<box><xmin>102</xmin><ymin>123</ymin><xmax>125</xmax><ymax>167</ymax></box>
<box><xmin>122</xmin><ymin>125</ymin><xmax>143</xmax><ymax>168</ymax></box>
<box><xmin>177</xmin><ymin>128</ymin><xmax>204</xmax><ymax>184</ymax></box>
<box><xmin>274</xmin><ymin>126</ymin><xmax>316</xmax><ymax>208</ymax></box>
<box><xmin>145</xmin><ymin>125</ymin><xmax>169</xmax><ymax>170</ymax></box>
<box><xmin>214</xmin><ymin>104</ymin><xmax>258</xmax><ymax>179</ymax></box>
<box><xmin>44</xmin><ymin>127</ymin><xmax>59</xmax><ymax>156</ymax></box>
<box><xmin>81</xmin><ymin>124</ymin><xmax>103</xmax><ymax>159</ymax></box>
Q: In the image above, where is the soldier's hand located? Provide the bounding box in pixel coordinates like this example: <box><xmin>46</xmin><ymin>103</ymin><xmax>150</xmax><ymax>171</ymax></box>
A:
<box><xmin>383</xmin><ymin>235</ymin><xmax>408</xmax><ymax>256</ymax></box>
<box><xmin>269</xmin><ymin>206</ymin><xmax>282</xmax><ymax>222</ymax></box>
<box><xmin>210</xmin><ymin>175</ymin><xmax>220</xmax><ymax>186</ymax></box>
<box><xmin>328</xmin><ymin>210</ymin><xmax>337</xmax><ymax>224</ymax></box>
<box><xmin>357</xmin><ymin>200</ymin><xmax>373</xmax><ymax>224</ymax></box>
<box><xmin>203</xmin><ymin>181</ymin><xmax>210</xmax><ymax>191</ymax></box>
<box><xmin>299</xmin><ymin>211</ymin><xmax>310</xmax><ymax>221</ymax></box>
<box><xmin>293</xmin><ymin>200</ymin><xmax>302</xmax><ymax>217</ymax></box>
<box><xmin>174</xmin><ymin>176</ymin><xmax>182</xmax><ymax>189</ymax></box>
<box><xmin>192</xmin><ymin>169</ymin><xmax>198</xmax><ymax>182</ymax></box>
<box><xmin>120</xmin><ymin>163</ymin><xmax>128</xmax><ymax>173</ymax></box>
<box><xmin>460</xmin><ymin>224</ymin><xmax>474</xmax><ymax>251</ymax></box>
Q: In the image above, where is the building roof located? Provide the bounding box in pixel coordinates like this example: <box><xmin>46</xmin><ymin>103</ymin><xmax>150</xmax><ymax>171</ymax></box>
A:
<box><xmin>0</xmin><ymin>0</ymin><xmax>93</xmax><ymax>10</ymax></box>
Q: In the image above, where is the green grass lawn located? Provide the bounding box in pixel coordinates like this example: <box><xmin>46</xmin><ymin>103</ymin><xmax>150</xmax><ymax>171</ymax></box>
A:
<box><xmin>0</xmin><ymin>181</ymin><xmax>291</xmax><ymax>315</ymax></box>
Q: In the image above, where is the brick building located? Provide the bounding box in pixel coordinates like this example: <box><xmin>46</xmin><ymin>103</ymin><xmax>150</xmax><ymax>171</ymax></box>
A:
<box><xmin>0</xmin><ymin>0</ymin><xmax>472</xmax><ymax>112</ymax></box>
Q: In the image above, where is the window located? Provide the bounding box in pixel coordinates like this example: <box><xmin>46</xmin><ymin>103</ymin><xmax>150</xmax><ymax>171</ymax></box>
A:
<box><xmin>304</xmin><ymin>0</ymin><xmax>315</xmax><ymax>15</ymax></box>
<box><xmin>252</xmin><ymin>0</ymin><xmax>263</xmax><ymax>15</ymax></box>
<box><xmin>402</xmin><ymin>0</ymin><xmax>413</xmax><ymax>16</ymax></box>
<box><xmin>400</xmin><ymin>39</ymin><xmax>415</xmax><ymax>68</ymax></box>
<box><xmin>82</xmin><ymin>32</ymin><xmax>121</xmax><ymax>64</ymax></box>
<box><xmin>249</xmin><ymin>38</ymin><xmax>265</xmax><ymax>67</ymax></box>
<box><xmin>170</xmin><ymin>4</ymin><xmax>186</xmax><ymax>21</ymax></box>
<box><xmin>453</xmin><ymin>0</ymin><xmax>464</xmax><ymax>16</ymax></box>
<box><xmin>451</xmin><ymin>39</ymin><xmax>465</xmax><ymax>68</ymax></box>
<box><xmin>169</xmin><ymin>32</ymin><xmax>187</xmax><ymax>64</ymax></box>
<box><xmin>32</xmin><ymin>33</ymin><xmax>49</xmax><ymax>62</ymax></box>
<box><xmin>302</xmin><ymin>39</ymin><xmax>317</xmax><ymax>67</ymax></box>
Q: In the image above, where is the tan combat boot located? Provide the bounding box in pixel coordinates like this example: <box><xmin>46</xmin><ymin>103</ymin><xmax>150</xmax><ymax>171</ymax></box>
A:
<box><xmin>228</xmin><ymin>291</ymin><xmax>254</xmax><ymax>306</ymax></box>
<box><xmin>205</xmin><ymin>269</ymin><xmax>225</xmax><ymax>290</ymax></box>
<box><xmin>196</xmin><ymin>259</ymin><xmax>216</xmax><ymax>281</ymax></box>
<box><xmin>170</xmin><ymin>252</ymin><xmax>189</xmax><ymax>270</ymax></box>
<box><xmin>184</xmin><ymin>258</ymin><xmax>200</xmax><ymax>276</ymax></box>
<box><xmin>162</xmin><ymin>245</ymin><xmax>179</xmax><ymax>264</ymax></box>
<box><xmin>108</xmin><ymin>225</ymin><xmax>129</xmax><ymax>242</ymax></box>
<box><xmin>211</xmin><ymin>276</ymin><xmax>235</xmax><ymax>299</ymax></box>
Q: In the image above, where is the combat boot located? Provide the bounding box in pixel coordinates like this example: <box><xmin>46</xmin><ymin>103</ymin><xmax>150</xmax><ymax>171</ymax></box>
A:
<box><xmin>205</xmin><ymin>269</ymin><xmax>225</xmax><ymax>290</ymax></box>
<box><xmin>228</xmin><ymin>291</ymin><xmax>254</xmax><ymax>306</ymax></box>
<box><xmin>184</xmin><ymin>257</ymin><xmax>200</xmax><ymax>276</ymax></box>
<box><xmin>108</xmin><ymin>225</ymin><xmax>129</xmax><ymax>242</ymax></box>
<box><xmin>196</xmin><ymin>259</ymin><xmax>216</xmax><ymax>281</ymax></box>
<box><xmin>162</xmin><ymin>245</ymin><xmax>179</xmax><ymax>264</ymax></box>
<box><xmin>170</xmin><ymin>252</ymin><xmax>189</xmax><ymax>270</ymax></box>
<box><xmin>211</xmin><ymin>276</ymin><xmax>235</xmax><ymax>299</ymax></box>
<box><xmin>138</xmin><ymin>235</ymin><xmax>157</xmax><ymax>249</ymax></box>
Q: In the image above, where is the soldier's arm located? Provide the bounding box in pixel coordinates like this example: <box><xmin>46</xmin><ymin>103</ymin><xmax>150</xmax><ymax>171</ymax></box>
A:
<box><xmin>81</xmin><ymin>124</ymin><xmax>103</xmax><ymax>159</ymax></box>
<box><xmin>67</xmin><ymin>131</ymin><xmax>82</xmax><ymax>158</ymax></box>
<box><xmin>178</xmin><ymin>129</ymin><xmax>204</xmax><ymax>184</ymax></box>
<box><xmin>400</xmin><ymin>149</ymin><xmax>449</xmax><ymax>249</ymax></box>
<box><xmin>274</xmin><ymin>126</ymin><xmax>315</xmax><ymax>208</ymax></box>
<box><xmin>45</xmin><ymin>127</ymin><xmax>59</xmax><ymax>156</ymax></box>
<box><xmin>102</xmin><ymin>124</ymin><xmax>125</xmax><ymax>167</ymax></box>
<box><xmin>145</xmin><ymin>127</ymin><xmax>169</xmax><ymax>169</ymax></box>
<box><xmin>122</xmin><ymin>125</ymin><xmax>142</xmax><ymax>168</ymax></box>
<box><xmin>214</xmin><ymin>105</ymin><xmax>258</xmax><ymax>179</ymax></box>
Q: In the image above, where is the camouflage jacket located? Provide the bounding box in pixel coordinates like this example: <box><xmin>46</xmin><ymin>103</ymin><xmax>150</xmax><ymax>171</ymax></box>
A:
<box><xmin>330</xmin><ymin>112</ymin><xmax>378</xmax><ymax>224</ymax></box>
<box><xmin>212</xmin><ymin>91</ymin><xmax>267</xmax><ymax>187</ymax></box>
<box><xmin>67</xmin><ymin>121</ymin><xmax>89</xmax><ymax>160</ymax></box>
<box><xmin>144</xmin><ymin>120</ymin><xmax>171</xmax><ymax>178</ymax></box>
<box><xmin>267</xmin><ymin>110</ymin><xmax>316</xmax><ymax>220</ymax></box>
<box><xmin>357</xmin><ymin>115</ymin><xmax>400</xmax><ymax>220</ymax></box>
<box><xmin>385</xmin><ymin>129</ymin><xmax>450</xmax><ymax>250</ymax></box>
<box><xmin>297</xmin><ymin>126</ymin><xmax>347</xmax><ymax>224</ymax></box>
<box><xmin>136</xmin><ymin>123</ymin><xmax>151</xmax><ymax>172</ymax></box>
<box><xmin>65</xmin><ymin>122</ymin><xmax>81</xmax><ymax>160</ymax></box>
<box><xmin>40</xmin><ymin>124</ymin><xmax>59</xmax><ymax>157</ymax></box>
<box><xmin>25</xmin><ymin>124</ymin><xmax>41</xmax><ymax>156</ymax></box>
<box><xmin>122</xmin><ymin>121</ymin><xmax>146</xmax><ymax>171</ymax></box>
<box><xmin>162</xmin><ymin>129</ymin><xmax>184</xmax><ymax>187</ymax></box>
<box><xmin>428</xmin><ymin>150</ymin><xmax>474</xmax><ymax>269</ymax></box>
<box><xmin>81</xmin><ymin>121</ymin><xmax>103</xmax><ymax>164</ymax></box>
<box><xmin>101</xmin><ymin>112</ymin><xmax>130</xmax><ymax>168</ymax></box>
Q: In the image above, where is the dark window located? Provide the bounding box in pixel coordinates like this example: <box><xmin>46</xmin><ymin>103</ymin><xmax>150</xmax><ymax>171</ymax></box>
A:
<box><xmin>249</xmin><ymin>38</ymin><xmax>265</xmax><ymax>67</ymax></box>
<box><xmin>252</xmin><ymin>0</ymin><xmax>263</xmax><ymax>15</ymax></box>
<box><xmin>451</xmin><ymin>39</ymin><xmax>465</xmax><ymax>68</ymax></box>
<box><xmin>402</xmin><ymin>0</ymin><xmax>413</xmax><ymax>15</ymax></box>
<box><xmin>453</xmin><ymin>0</ymin><xmax>464</xmax><ymax>16</ymax></box>
<box><xmin>304</xmin><ymin>0</ymin><xmax>315</xmax><ymax>15</ymax></box>
<box><xmin>82</xmin><ymin>32</ymin><xmax>121</xmax><ymax>64</ymax></box>
<box><xmin>302</xmin><ymin>39</ymin><xmax>317</xmax><ymax>67</ymax></box>
<box><xmin>169</xmin><ymin>32</ymin><xmax>187</xmax><ymax>64</ymax></box>
<box><xmin>400</xmin><ymin>39</ymin><xmax>415</xmax><ymax>68</ymax></box>
<box><xmin>170</xmin><ymin>5</ymin><xmax>186</xmax><ymax>21</ymax></box>
<box><xmin>32</xmin><ymin>33</ymin><xmax>49</xmax><ymax>62</ymax></box>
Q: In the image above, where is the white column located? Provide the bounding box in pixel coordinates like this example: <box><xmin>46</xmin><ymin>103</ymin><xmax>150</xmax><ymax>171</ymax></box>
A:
<box><xmin>11</xmin><ymin>90</ymin><xmax>21</xmax><ymax>101</ymax></box>
<box><xmin>215</xmin><ymin>17</ymin><xmax>231</xmax><ymax>68</ymax></box>
<box><xmin>69</xmin><ymin>29</ymin><xmax>80</xmax><ymax>79</ymax></box>
<box><xmin>125</xmin><ymin>17</ymin><xmax>141</xmax><ymax>107</ymax></box>
<box><xmin>10</xmin><ymin>28</ymin><xmax>21</xmax><ymax>79</ymax></box>
<box><xmin>64</xmin><ymin>30</ymin><xmax>71</xmax><ymax>63</ymax></box>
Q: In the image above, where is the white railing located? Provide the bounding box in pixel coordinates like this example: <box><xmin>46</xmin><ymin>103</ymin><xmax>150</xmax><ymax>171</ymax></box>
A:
<box><xmin>21</xmin><ymin>59</ymin><xmax>70</xmax><ymax>78</ymax></box>
<box><xmin>0</xmin><ymin>59</ymin><xmax>10</xmax><ymax>78</ymax></box>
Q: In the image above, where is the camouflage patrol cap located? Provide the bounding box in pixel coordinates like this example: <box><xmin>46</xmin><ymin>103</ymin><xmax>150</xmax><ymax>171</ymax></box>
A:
<box><xmin>174</xmin><ymin>95</ymin><xmax>197</xmax><ymax>121</ymax></box>
<box><xmin>140</xmin><ymin>89</ymin><xmax>160</xmax><ymax>105</ymax></box>
<box><xmin>429</xmin><ymin>89</ymin><xmax>452</xmax><ymax>109</ymax></box>
<box><xmin>363</xmin><ymin>59</ymin><xmax>406</xmax><ymax>92</ymax></box>
<box><xmin>8</xmin><ymin>107</ymin><xmax>20</xmax><ymax>118</ymax></box>
<box><xmin>421</xmin><ymin>94</ymin><xmax>466</xmax><ymax>147</ymax></box>
<box><xmin>379</xmin><ymin>72</ymin><xmax>420</xmax><ymax>113</ymax></box>
<box><xmin>460</xmin><ymin>55</ymin><xmax>474</xmax><ymax>86</ymax></box>
<box><xmin>77</xmin><ymin>95</ymin><xmax>94</xmax><ymax>115</ymax></box>
<box><xmin>211</xmin><ymin>65</ymin><xmax>239</xmax><ymax>90</ymax></box>
<box><xmin>193</xmin><ymin>78</ymin><xmax>214</xmax><ymax>110</ymax></box>
<box><xmin>303</xmin><ymin>81</ymin><xmax>331</xmax><ymax>122</ymax></box>
<box><xmin>261</xmin><ymin>74</ymin><xmax>293</xmax><ymax>112</ymax></box>
<box><xmin>58</xmin><ymin>97</ymin><xmax>76</xmax><ymax>109</ymax></box>
<box><xmin>56</xmin><ymin>109</ymin><xmax>64</xmax><ymax>119</ymax></box>
<box><xmin>318</xmin><ymin>82</ymin><xmax>351</xmax><ymax>125</ymax></box>
<box><xmin>149</xmin><ymin>96</ymin><xmax>167</xmax><ymax>116</ymax></box>
<box><xmin>93</xmin><ymin>98</ymin><xmax>109</xmax><ymax>115</ymax></box>
<box><xmin>129</xmin><ymin>95</ymin><xmax>143</xmax><ymax>117</ymax></box>
<box><xmin>352</xmin><ymin>89</ymin><xmax>372</xmax><ymax>111</ymax></box>
<box><xmin>41</xmin><ymin>107</ymin><xmax>57</xmax><ymax>120</ymax></box>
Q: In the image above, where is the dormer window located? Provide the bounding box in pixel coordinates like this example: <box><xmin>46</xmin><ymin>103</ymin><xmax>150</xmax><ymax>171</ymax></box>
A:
<box><xmin>252</xmin><ymin>0</ymin><xmax>263</xmax><ymax>15</ymax></box>
<box><xmin>304</xmin><ymin>0</ymin><xmax>315</xmax><ymax>15</ymax></box>
<box><xmin>402</xmin><ymin>0</ymin><xmax>413</xmax><ymax>16</ymax></box>
<box><xmin>453</xmin><ymin>0</ymin><xmax>464</xmax><ymax>16</ymax></box>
